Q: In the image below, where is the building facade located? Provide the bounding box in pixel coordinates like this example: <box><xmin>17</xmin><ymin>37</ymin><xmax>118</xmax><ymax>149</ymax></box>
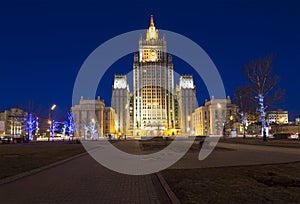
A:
<box><xmin>266</xmin><ymin>110</ymin><xmax>288</xmax><ymax>124</ymax></box>
<box><xmin>176</xmin><ymin>76</ymin><xmax>197</xmax><ymax>135</ymax></box>
<box><xmin>103</xmin><ymin>107</ymin><xmax>117</xmax><ymax>136</ymax></box>
<box><xmin>133</xmin><ymin>15</ymin><xmax>175</xmax><ymax>136</ymax></box>
<box><xmin>112</xmin><ymin>75</ymin><xmax>130</xmax><ymax>135</ymax></box>
<box><xmin>71</xmin><ymin>96</ymin><xmax>105</xmax><ymax>139</ymax></box>
<box><xmin>191</xmin><ymin>96</ymin><xmax>239</xmax><ymax>136</ymax></box>
<box><xmin>0</xmin><ymin>108</ymin><xmax>27</xmax><ymax>136</ymax></box>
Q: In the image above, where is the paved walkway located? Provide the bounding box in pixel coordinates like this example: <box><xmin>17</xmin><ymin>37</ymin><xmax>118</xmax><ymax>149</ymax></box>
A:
<box><xmin>0</xmin><ymin>142</ymin><xmax>170</xmax><ymax>204</ymax></box>
<box><xmin>1</xmin><ymin>140</ymin><xmax>300</xmax><ymax>203</ymax></box>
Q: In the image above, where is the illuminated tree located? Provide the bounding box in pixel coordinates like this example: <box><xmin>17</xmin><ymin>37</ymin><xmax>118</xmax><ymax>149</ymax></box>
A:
<box><xmin>89</xmin><ymin>119</ymin><xmax>98</xmax><ymax>140</ymax></box>
<box><xmin>233</xmin><ymin>85</ymin><xmax>257</xmax><ymax>138</ymax></box>
<box><xmin>67</xmin><ymin>112</ymin><xmax>76</xmax><ymax>140</ymax></box>
<box><xmin>61</xmin><ymin>122</ymin><xmax>67</xmax><ymax>138</ymax></box>
<box><xmin>23</xmin><ymin>112</ymin><xmax>38</xmax><ymax>141</ymax></box>
<box><xmin>50</xmin><ymin>120</ymin><xmax>59</xmax><ymax>141</ymax></box>
<box><xmin>244</xmin><ymin>55</ymin><xmax>284</xmax><ymax>141</ymax></box>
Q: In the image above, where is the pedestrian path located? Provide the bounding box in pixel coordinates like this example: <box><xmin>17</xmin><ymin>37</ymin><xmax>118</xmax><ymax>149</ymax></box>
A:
<box><xmin>0</xmin><ymin>141</ymin><xmax>171</xmax><ymax>204</ymax></box>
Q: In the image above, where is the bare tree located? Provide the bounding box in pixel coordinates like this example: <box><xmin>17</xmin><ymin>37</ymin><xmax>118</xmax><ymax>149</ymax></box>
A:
<box><xmin>244</xmin><ymin>54</ymin><xmax>284</xmax><ymax>141</ymax></box>
<box><xmin>233</xmin><ymin>85</ymin><xmax>257</xmax><ymax>138</ymax></box>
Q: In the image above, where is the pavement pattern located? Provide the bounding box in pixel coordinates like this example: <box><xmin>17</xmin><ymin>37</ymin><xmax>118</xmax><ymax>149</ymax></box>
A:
<box><xmin>0</xmin><ymin>141</ymin><xmax>171</xmax><ymax>204</ymax></box>
<box><xmin>1</xmin><ymin>140</ymin><xmax>300</xmax><ymax>203</ymax></box>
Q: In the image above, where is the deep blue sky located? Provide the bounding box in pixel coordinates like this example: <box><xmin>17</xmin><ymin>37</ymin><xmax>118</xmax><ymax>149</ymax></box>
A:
<box><xmin>0</xmin><ymin>0</ymin><xmax>299</xmax><ymax>120</ymax></box>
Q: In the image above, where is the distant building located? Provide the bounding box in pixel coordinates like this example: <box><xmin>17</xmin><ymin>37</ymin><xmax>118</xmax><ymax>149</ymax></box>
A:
<box><xmin>270</xmin><ymin>124</ymin><xmax>300</xmax><ymax>135</ymax></box>
<box><xmin>191</xmin><ymin>105</ymin><xmax>208</xmax><ymax>136</ymax></box>
<box><xmin>128</xmin><ymin>93</ymin><xmax>134</xmax><ymax>135</ymax></box>
<box><xmin>176</xmin><ymin>76</ymin><xmax>197</xmax><ymax>135</ymax></box>
<box><xmin>247</xmin><ymin>122</ymin><xmax>262</xmax><ymax>136</ymax></box>
<box><xmin>112</xmin><ymin>75</ymin><xmax>130</xmax><ymax>135</ymax></box>
<box><xmin>71</xmin><ymin>96</ymin><xmax>105</xmax><ymax>139</ymax></box>
<box><xmin>0</xmin><ymin>108</ymin><xmax>27</xmax><ymax>136</ymax></box>
<box><xmin>103</xmin><ymin>107</ymin><xmax>117</xmax><ymax>136</ymax></box>
<box><xmin>295</xmin><ymin>117</ymin><xmax>300</xmax><ymax>125</ymax></box>
<box><xmin>35</xmin><ymin>117</ymin><xmax>51</xmax><ymax>138</ymax></box>
<box><xmin>266</xmin><ymin>110</ymin><xmax>288</xmax><ymax>124</ymax></box>
<box><xmin>191</xmin><ymin>96</ymin><xmax>238</xmax><ymax>136</ymax></box>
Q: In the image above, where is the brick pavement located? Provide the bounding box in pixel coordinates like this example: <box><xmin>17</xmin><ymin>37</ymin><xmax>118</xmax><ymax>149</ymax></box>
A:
<box><xmin>0</xmin><ymin>141</ymin><xmax>171</xmax><ymax>204</ymax></box>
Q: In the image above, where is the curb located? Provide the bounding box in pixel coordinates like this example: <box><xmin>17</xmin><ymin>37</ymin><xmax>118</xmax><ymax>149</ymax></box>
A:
<box><xmin>0</xmin><ymin>152</ymin><xmax>88</xmax><ymax>186</ymax></box>
<box><xmin>156</xmin><ymin>172</ymin><xmax>181</xmax><ymax>204</ymax></box>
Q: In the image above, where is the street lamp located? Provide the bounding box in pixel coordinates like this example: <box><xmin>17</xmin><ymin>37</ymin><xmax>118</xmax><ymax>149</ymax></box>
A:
<box><xmin>48</xmin><ymin>104</ymin><xmax>56</xmax><ymax>141</ymax></box>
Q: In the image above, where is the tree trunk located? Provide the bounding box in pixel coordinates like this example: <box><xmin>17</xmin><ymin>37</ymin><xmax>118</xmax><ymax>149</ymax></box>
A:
<box><xmin>243</xmin><ymin>124</ymin><xmax>246</xmax><ymax>139</ymax></box>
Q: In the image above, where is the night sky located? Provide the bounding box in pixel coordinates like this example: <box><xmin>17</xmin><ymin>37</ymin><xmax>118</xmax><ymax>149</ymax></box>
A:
<box><xmin>1</xmin><ymin>0</ymin><xmax>299</xmax><ymax>120</ymax></box>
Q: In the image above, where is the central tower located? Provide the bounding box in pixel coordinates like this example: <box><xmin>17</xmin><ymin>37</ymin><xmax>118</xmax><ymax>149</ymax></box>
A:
<box><xmin>133</xmin><ymin>15</ymin><xmax>175</xmax><ymax>135</ymax></box>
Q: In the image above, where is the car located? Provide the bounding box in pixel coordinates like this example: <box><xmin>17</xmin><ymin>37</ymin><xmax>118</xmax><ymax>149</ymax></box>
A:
<box><xmin>0</xmin><ymin>136</ymin><xmax>13</xmax><ymax>144</ymax></box>
<box><xmin>289</xmin><ymin>133</ymin><xmax>299</xmax><ymax>139</ymax></box>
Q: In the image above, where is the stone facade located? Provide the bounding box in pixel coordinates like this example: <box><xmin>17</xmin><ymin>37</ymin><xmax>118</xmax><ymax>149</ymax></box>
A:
<box><xmin>0</xmin><ymin>107</ymin><xmax>27</xmax><ymax>136</ymax></box>
<box><xmin>191</xmin><ymin>96</ymin><xmax>239</xmax><ymax>136</ymax></box>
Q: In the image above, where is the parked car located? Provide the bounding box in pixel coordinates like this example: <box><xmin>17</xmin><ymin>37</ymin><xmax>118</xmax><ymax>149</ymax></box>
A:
<box><xmin>273</xmin><ymin>133</ymin><xmax>299</xmax><ymax>139</ymax></box>
<box><xmin>0</xmin><ymin>136</ymin><xmax>13</xmax><ymax>144</ymax></box>
<box><xmin>288</xmin><ymin>133</ymin><xmax>299</xmax><ymax>139</ymax></box>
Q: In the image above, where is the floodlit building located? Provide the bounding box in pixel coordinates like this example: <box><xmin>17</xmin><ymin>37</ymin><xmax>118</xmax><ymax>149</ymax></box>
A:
<box><xmin>176</xmin><ymin>76</ymin><xmax>197</xmax><ymax>135</ymax></box>
<box><xmin>103</xmin><ymin>107</ymin><xmax>117</xmax><ymax>136</ymax></box>
<box><xmin>112</xmin><ymin>75</ymin><xmax>130</xmax><ymax>135</ymax></box>
<box><xmin>191</xmin><ymin>96</ymin><xmax>239</xmax><ymax>136</ymax></box>
<box><xmin>0</xmin><ymin>108</ymin><xmax>27</xmax><ymax>136</ymax></box>
<box><xmin>266</xmin><ymin>110</ymin><xmax>288</xmax><ymax>124</ymax></box>
<box><xmin>296</xmin><ymin>117</ymin><xmax>300</xmax><ymax>125</ymax></box>
<box><xmin>133</xmin><ymin>15</ymin><xmax>176</xmax><ymax>136</ymax></box>
<box><xmin>191</xmin><ymin>106</ymin><xmax>208</xmax><ymax>136</ymax></box>
<box><xmin>71</xmin><ymin>16</ymin><xmax>206</xmax><ymax>137</ymax></box>
<box><xmin>71</xmin><ymin>96</ymin><xmax>105</xmax><ymax>139</ymax></box>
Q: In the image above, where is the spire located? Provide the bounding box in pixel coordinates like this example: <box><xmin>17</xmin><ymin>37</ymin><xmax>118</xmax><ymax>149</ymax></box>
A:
<box><xmin>146</xmin><ymin>14</ymin><xmax>158</xmax><ymax>40</ymax></box>
<box><xmin>150</xmin><ymin>15</ymin><xmax>154</xmax><ymax>27</ymax></box>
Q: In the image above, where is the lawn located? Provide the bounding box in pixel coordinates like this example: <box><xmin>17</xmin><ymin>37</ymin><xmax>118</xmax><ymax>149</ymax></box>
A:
<box><xmin>220</xmin><ymin>137</ymin><xmax>300</xmax><ymax>148</ymax></box>
<box><xmin>0</xmin><ymin>142</ymin><xmax>85</xmax><ymax>179</ymax></box>
<box><xmin>162</xmin><ymin>162</ymin><xmax>300</xmax><ymax>204</ymax></box>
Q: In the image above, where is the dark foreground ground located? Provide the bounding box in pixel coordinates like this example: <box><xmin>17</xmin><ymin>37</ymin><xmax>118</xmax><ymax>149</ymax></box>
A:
<box><xmin>0</xmin><ymin>142</ymin><xmax>85</xmax><ymax>179</ymax></box>
<box><xmin>162</xmin><ymin>162</ymin><xmax>300</xmax><ymax>203</ymax></box>
<box><xmin>220</xmin><ymin>137</ymin><xmax>300</xmax><ymax>148</ymax></box>
<box><xmin>0</xmin><ymin>141</ymin><xmax>170</xmax><ymax>204</ymax></box>
<box><xmin>1</xmin><ymin>139</ymin><xmax>300</xmax><ymax>203</ymax></box>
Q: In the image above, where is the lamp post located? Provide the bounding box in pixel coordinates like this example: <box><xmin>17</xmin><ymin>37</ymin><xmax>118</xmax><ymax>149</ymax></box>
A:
<box><xmin>48</xmin><ymin>104</ymin><xmax>56</xmax><ymax>141</ymax></box>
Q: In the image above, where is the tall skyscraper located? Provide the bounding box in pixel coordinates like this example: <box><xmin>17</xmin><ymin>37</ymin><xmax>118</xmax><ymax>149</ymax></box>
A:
<box><xmin>112</xmin><ymin>75</ymin><xmax>130</xmax><ymax>135</ymax></box>
<box><xmin>133</xmin><ymin>15</ymin><xmax>175</xmax><ymax>136</ymax></box>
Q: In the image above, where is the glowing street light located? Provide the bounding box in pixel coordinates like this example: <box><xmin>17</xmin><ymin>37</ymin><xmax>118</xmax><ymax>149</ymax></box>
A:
<box><xmin>50</xmin><ymin>104</ymin><xmax>56</xmax><ymax>111</ymax></box>
<box><xmin>48</xmin><ymin>104</ymin><xmax>57</xmax><ymax>141</ymax></box>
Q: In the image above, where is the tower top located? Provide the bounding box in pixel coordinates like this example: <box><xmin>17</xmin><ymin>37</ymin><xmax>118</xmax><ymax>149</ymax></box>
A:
<box><xmin>146</xmin><ymin>15</ymin><xmax>158</xmax><ymax>40</ymax></box>
<box><xmin>150</xmin><ymin>14</ymin><xmax>154</xmax><ymax>27</ymax></box>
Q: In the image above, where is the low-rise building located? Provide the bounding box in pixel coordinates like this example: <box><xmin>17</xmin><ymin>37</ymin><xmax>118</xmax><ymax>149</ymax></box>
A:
<box><xmin>270</xmin><ymin>124</ymin><xmax>300</xmax><ymax>135</ymax></box>
<box><xmin>266</xmin><ymin>110</ymin><xmax>288</xmax><ymax>124</ymax></box>
<box><xmin>71</xmin><ymin>96</ymin><xmax>118</xmax><ymax>139</ymax></box>
<box><xmin>0</xmin><ymin>108</ymin><xmax>27</xmax><ymax>136</ymax></box>
<box><xmin>191</xmin><ymin>96</ymin><xmax>239</xmax><ymax>136</ymax></box>
<box><xmin>71</xmin><ymin>96</ymin><xmax>105</xmax><ymax>139</ymax></box>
